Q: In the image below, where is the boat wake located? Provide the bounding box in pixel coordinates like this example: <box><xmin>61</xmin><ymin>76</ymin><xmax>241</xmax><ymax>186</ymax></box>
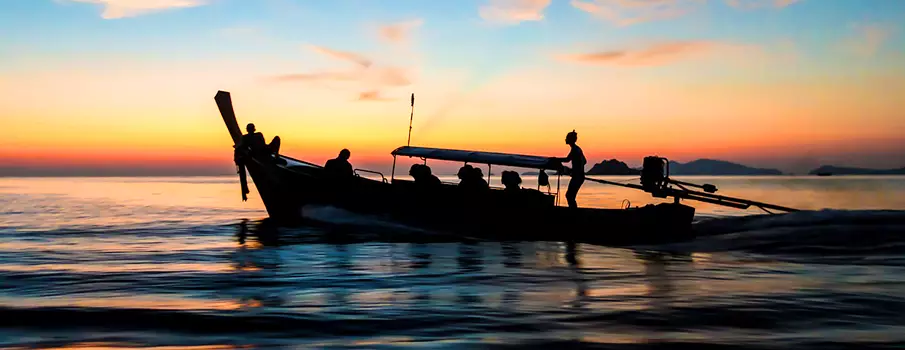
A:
<box><xmin>296</xmin><ymin>205</ymin><xmax>905</xmax><ymax>259</ymax></box>
<box><xmin>659</xmin><ymin>209</ymin><xmax>905</xmax><ymax>260</ymax></box>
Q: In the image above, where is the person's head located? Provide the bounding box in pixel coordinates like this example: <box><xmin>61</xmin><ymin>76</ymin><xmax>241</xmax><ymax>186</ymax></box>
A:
<box><xmin>565</xmin><ymin>130</ymin><xmax>578</xmax><ymax>145</ymax></box>
<box><xmin>246</xmin><ymin>123</ymin><xmax>256</xmax><ymax>134</ymax></box>
<box><xmin>457</xmin><ymin>165</ymin><xmax>473</xmax><ymax>180</ymax></box>
<box><xmin>338</xmin><ymin>149</ymin><xmax>351</xmax><ymax>160</ymax></box>
<box><xmin>501</xmin><ymin>171</ymin><xmax>522</xmax><ymax>190</ymax></box>
<box><xmin>409</xmin><ymin>164</ymin><xmax>430</xmax><ymax>179</ymax></box>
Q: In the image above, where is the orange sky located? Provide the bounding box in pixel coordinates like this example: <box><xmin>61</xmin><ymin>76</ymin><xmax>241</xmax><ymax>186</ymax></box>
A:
<box><xmin>2</xmin><ymin>0</ymin><xmax>904</xmax><ymax>175</ymax></box>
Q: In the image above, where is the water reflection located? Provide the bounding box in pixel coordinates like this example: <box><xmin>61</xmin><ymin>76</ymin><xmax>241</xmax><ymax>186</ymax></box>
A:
<box><xmin>457</xmin><ymin>242</ymin><xmax>483</xmax><ymax>273</ymax></box>
<box><xmin>225</xmin><ymin>219</ymin><xmax>714</xmax><ymax>318</ymax></box>
<box><xmin>407</xmin><ymin>243</ymin><xmax>432</xmax><ymax>270</ymax></box>
<box><xmin>235</xmin><ymin>218</ymin><xmax>283</xmax><ymax>247</ymax></box>
<box><xmin>226</xmin><ymin>219</ymin><xmax>287</xmax><ymax>310</ymax></box>
<box><xmin>633</xmin><ymin>250</ymin><xmax>686</xmax><ymax>318</ymax></box>
<box><xmin>501</xmin><ymin>242</ymin><xmax>521</xmax><ymax>268</ymax></box>
<box><xmin>567</xmin><ymin>243</ymin><xmax>589</xmax><ymax>310</ymax></box>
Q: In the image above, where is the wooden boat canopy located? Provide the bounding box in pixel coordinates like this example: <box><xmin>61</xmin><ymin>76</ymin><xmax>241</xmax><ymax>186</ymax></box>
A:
<box><xmin>392</xmin><ymin>146</ymin><xmax>564</xmax><ymax>171</ymax></box>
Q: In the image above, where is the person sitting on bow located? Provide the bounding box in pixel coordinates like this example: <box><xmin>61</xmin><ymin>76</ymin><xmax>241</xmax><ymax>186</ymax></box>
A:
<box><xmin>236</xmin><ymin>123</ymin><xmax>281</xmax><ymax>160</ymax></box>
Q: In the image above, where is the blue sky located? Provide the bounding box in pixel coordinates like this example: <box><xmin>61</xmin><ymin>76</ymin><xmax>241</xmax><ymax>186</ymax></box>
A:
<box><xmin>3</xmin><ymin>0</ymin><xmax>902</xmax><ymax>74</ymax></box>
<box><xmin>1</xmin><ymin>0</ymin><xmax>904</xmax><ymax>174</ymax></box>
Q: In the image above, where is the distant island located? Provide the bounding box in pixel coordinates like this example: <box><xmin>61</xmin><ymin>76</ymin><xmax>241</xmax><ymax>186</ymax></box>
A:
<box><xmin>586</xmin><ymin>159</ymin><xmax>640</xmax><ymax>175</ymax></box>
<box><xmin>668</xmin><ymin>159</ymin><xmax>783</xmax><ymax>176</ymax></box>
<box><xmin>579</xmin><ymin>158</ymin><xmax>785</xmax><ymax>176</ymax></box>
<box><xmin>808</xmin><ymin>165</ymin><xmax>905</xmax><ymax>176</ymax></box>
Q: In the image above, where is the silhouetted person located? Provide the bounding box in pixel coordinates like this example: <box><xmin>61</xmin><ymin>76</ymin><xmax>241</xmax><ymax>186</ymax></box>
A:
<box><xmin>234</xmin><ymin>123</ymin><xmax>282</xmax><ymax>201</ymax></box>
<box><xmin>501</xmin><ymin>171</ymin><xmax>522</xmax><ymax>191</ymax></box>
<box><xmin>324</xmin><ymin>149</ymin><xmax>354</xmax><ymax>178</ymax></box>
<box><xmin>457</xmin><ymin>165</ymin><xmax>488</xmax><ymax>191</ymax></box>
<box><xmin>457</xmin><ymin>165</ymin><xmax>475</xmax><ymax>186</ymax></box>
<box><xmin>237</xmin><ymin>123</ymin><xmax>280</xmax><ymax>158</ymax></box>
<box><xmin>409</xmin><ymin>164</ymin><xmax>441</xmax><ymax>187</ymax></box>
<box><xmin>472</xmin><ymin>167</ymin><xmax>488</xmax><ymax>189</ymax></box>
<box><xmin>553</xmin><ymin>130</ymin><xmax>586</xmax><ymax>208</ymax></box>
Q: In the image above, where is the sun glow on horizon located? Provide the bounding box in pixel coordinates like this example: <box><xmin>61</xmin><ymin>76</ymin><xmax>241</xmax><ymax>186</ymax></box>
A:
<box><xmin>2</xmin><ymin>0</ymin><xmax>904</xmax><ymax>175</ymax></box>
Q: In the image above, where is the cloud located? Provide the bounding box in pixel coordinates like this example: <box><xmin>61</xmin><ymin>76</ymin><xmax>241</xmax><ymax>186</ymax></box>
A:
<box><xmin>479</xmin><ymin>0</ymin><xmax>552</xmax><ymax>25</ymax></box>
<box><xmin>270</xmin><ymin>72</ymin><xmax>361</xmax><ymax>83</ymax></box>
<box><xmin>270</xmin><ymin>45</ymin><xmax>413</xmax><ymax>101</ymax></box>
<box><xmin>570</xmin><ymin>0</ymin><xmax>703</xmax><ymax>26</ymax></box>
<box><xmin>357</xmin><ymin>90</ymin><xmax>397</xmax><ymax>102</ymax></box>
<box><xmin>557</xmin><ymin>40</ymin><xmax>761</xmax><ymax>66</ymax></box>
<box><xmin>725</xmin><ymin>0</ymin><xmax>802</xmax><ymax>9</ymax></box>
<box><xmin>62</xmin><ymin>0</ymin><xmax>207</xmax><ymax>19</ymax></box>
<box><xmin>307</xmin><ymin>45</ymin><xmax>373</xmax><ymax>68</ymax></box>
<box><xmin>378</xmin><ymin>19</ymin><xmax>424</xmax><ymax>44</ymax></box>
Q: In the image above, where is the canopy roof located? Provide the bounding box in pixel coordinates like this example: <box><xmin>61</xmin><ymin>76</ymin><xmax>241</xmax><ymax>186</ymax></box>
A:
<box><xmin>392</xmin><ymin>146</ymin><xmax>563</xmax><ymax>171</ymax></box>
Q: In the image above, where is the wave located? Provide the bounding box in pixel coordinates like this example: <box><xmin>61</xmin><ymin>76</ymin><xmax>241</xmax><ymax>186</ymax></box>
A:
<box><xmin>1</xmin><ymin>292</ymin><xmax>903</xmax><ymax>348</ymax></box>
<box><xmin>6</xmin><ymin>208</ymin><xmax>905</xmax><ymax>258</ymax></box>
<box><xmin>665</xmin><ymin>210</ymin><xmax>905</xmax><ymax>258</ymax></box>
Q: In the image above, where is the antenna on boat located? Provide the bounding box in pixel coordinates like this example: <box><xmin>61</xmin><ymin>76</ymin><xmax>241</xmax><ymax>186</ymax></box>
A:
<box><xmin>407</xmin><ymin>93</ymin><xmax>415</xmax><ymax>146</ymax></box>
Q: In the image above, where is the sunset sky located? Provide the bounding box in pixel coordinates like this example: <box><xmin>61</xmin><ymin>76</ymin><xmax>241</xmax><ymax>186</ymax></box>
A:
<box><xmin>2</xmin><ymin>0</ymin><xmax>904</xmax><ymax>175</ymax></box>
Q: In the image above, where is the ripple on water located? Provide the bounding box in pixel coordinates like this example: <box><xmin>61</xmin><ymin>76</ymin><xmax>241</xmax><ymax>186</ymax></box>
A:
<box><xmin>2</xmin><ymin>177</ymin><xmax>905</xmax><ymax>348</ymax></box>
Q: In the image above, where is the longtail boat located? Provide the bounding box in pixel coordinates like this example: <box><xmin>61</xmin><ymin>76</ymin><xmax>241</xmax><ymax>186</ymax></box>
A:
<box><xmin>215</xmin><ymin>91</ymin><xmax>797</xmax><ymax>246</ymax></box>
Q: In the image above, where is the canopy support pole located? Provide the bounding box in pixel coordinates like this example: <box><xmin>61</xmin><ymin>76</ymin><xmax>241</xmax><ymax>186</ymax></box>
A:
<box><xmin>391</xmin><ymin>155</ymin><xmax>397</xmax><ymax>182</ymax></box>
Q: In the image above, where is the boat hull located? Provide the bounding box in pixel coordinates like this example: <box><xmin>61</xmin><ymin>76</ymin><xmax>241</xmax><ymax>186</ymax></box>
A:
<box><xmin>242</xmin><ymin>156</ymin><xmax>696</xmax><ymax>246</ymax></box>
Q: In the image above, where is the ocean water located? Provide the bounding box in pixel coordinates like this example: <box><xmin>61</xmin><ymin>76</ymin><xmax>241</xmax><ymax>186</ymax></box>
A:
<box><xmin>1</xmin><ymin>175</ymin><xmax>905</xmax><ymax>349</ymax></box>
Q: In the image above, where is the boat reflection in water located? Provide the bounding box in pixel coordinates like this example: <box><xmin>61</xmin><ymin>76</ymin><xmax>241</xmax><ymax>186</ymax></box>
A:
<box><xmin>230</xmin><ymin>218</ymin><xmax>696</xmax><ymax>323</ymax></box>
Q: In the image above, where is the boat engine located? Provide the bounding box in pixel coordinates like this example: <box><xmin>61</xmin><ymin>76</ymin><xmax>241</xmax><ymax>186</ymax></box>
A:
<box><xmin>641</xmin><ymin>156</ymin><xmax>669</xmax><ymax>196</ymax></box>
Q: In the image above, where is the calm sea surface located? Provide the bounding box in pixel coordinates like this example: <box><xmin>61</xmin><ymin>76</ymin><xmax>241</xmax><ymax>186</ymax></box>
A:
<box><xmin>1</xmin><ymin>176</ymin><xmax>904</xmax><ymax>349</ymax></box>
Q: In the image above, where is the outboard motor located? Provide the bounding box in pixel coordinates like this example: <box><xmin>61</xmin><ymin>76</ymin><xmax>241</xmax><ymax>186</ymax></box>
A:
<box><xmin>641</xmin><ymin>156</ymin><xmax>668</xmax><ymax>196</ymax></box>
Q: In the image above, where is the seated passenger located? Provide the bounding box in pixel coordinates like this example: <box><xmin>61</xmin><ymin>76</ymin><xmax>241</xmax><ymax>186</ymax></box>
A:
<box><xmin>409</xmin><ymin>164</ymin><xmax>441</xmax><ymax>187</ymax></box>
<box><xmin>457</xmin><ymin>165</ymin><xmax>488</xmax><ymax>190</ymax></box>
<box><xmin>472</xmin><ymin>167</ymin><xmax>489</xmax><ymax>189</ymax></box>
<box><xmin>236</xmin><ymin>123</ymin><xmax>281</xmax><ymax>159</ymax></box>
<box><xmin>324</xmin><ymin>149</ymin><xmax>354</xmax><ymax>178</ymax></box>
<box><xmin>501</xmin><ymin>171</ymin><xmax>522</xmax><ymax>191</ymax></box>
<box><xmin>457</xmin><ymin>165</ymin><xmax>474</xmax><ymax>186</ymax></box>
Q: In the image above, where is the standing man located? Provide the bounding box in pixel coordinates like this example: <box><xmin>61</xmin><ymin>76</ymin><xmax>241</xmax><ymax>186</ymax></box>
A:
<box><xmin>553</xmin><ymin>130</ymin><xmax>586</xmax><ymax>208</ymax></box>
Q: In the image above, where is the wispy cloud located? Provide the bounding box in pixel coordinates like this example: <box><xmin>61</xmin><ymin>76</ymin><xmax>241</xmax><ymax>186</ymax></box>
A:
<box><xmin>724</xmin><ymin>0</ymin><xmax>802</xmax><ymax>9</ymax></box>
<box><xmin>479</xmin><ymin>0</ymin><xmax>552</xmax><ymax>25</ymax></box>
<box><xmin>570</xmin><ymin>0</ymin><xmax>703</xmax><ymax>26</ymax></box>
<box><xmin>357</xmin><ymin>90</ymin><xmax>396</xmax><ymax>102</ymax></box>
<box><xmin>840</xmin><ymin>23</ymin><xmax>896</xmax><ymax>58</ymax></box>
<box><xmin>557</xmin><ymin>40</ymin><xmax>760</xmax><ymax>66</ymax></box>
<box><xmin>270</xmin><ymin>19</ymin><xmax>424</xmax><ymax>102</ymax></box>
<box><xmin>62</xmin><ymin>0</ymin><xmax>207</xmax><ymax>19</ymax></box>
<box><xmin>307</xmin><ymin>45</ymin><xmax>373</xmax><ymax>68</ymax></box>
<box><xmin>270</xmin><ymin>45</ymin><xmax>411</xmax><ymax>101</ymax></box>
<box><xmin>271</xmin><ymin>72</ymin><xmax>360</xmax><ymax>83</ymax></box>
<box><xmin>378</xmin><ymin>19</ymin><xmax>424</xmax><ymax>44</ymax></box>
